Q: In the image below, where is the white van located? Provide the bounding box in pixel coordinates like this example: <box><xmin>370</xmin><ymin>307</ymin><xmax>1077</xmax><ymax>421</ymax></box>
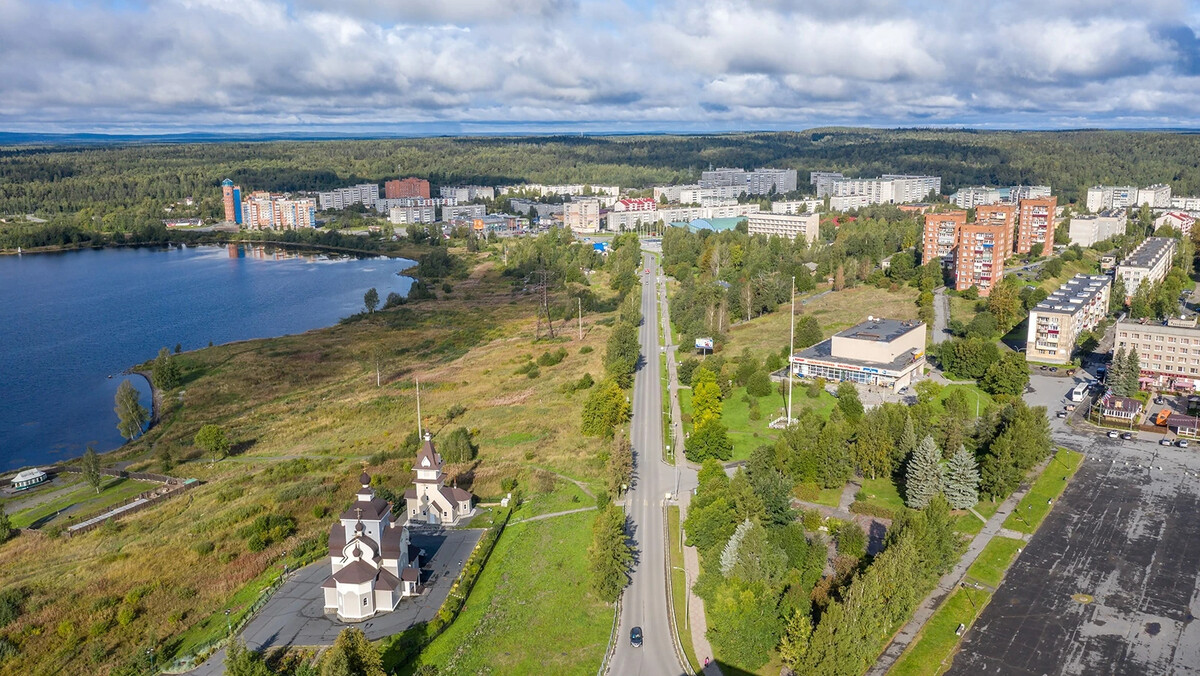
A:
<box><xmin>1069</xmin><ymin>383</ymin><xmax>1088</xmax><ymax>402</ymax></box>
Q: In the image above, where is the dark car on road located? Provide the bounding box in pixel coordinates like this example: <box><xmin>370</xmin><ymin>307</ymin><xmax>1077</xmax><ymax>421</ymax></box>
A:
<box><xmin>630</xmin><ymin>626</ymin><xmax>643</xmax><ymax>648</ymax></box>
<box><xmin>1121</xmin><ymin>432</ymin><xmax>1134</xmax><ymax>440</ymax></box>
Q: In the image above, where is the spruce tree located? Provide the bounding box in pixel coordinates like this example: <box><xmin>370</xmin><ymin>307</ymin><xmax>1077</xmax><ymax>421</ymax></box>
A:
<box><xmin>720</xmin><ymin>519</ymin><xmax>753</xmax><ymax>576</ymax></box>
<box><xmin>943</xmin><ymin>445</ymin><xmax>980</xmax><ymax>509</ymax></box>
<box><xmin>1108</xmin><ymin>347</ymin><xmax>1125</xmax><ymax>394</ymax></box>
<box><xmin>1124</xmin><ymin>349</ymin><xmax>1141</xmax><ymax>395</ymax></box>
<box><xmin>895</xmin><ymin>413</ymin><xmax>918</xmax><ymax>466</ymax></box>
<box><xmin>904</xmin><ymin>435</ymin><xmax>943</xmax><ymax>509</ymax></box>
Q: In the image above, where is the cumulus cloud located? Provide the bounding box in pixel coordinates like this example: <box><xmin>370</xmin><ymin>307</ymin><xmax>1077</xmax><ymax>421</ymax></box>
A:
<box><xmin>0</xmin><ymin>0</ymin><xmax>1199</xmax><ymax>131</ymax></box>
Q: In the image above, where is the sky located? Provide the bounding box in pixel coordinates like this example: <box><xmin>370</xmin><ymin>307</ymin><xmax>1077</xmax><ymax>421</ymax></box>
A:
<box><xmin>2</xmin><ymin>0</ymin><xmax>1200</xmax><ymax>133</ymax></box>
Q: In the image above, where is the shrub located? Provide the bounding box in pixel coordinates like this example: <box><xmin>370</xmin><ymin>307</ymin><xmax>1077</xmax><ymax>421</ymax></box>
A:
<box><xmin>312</xmin><ymin>505</ymin><xmax>329</xmax><ymax>519</ymax></box>
<box><xmin>849</xmin><ymin>501</ymin><xmax>896</xmax><ymax>520</ymax></box>
<box><xmin>526</xmin><ymin>366</ymin><xmax>540</xmax><ymax>379</ymax></box>
<box><xmin>384</xmin><ymin>291</ymin><xmax>406</xmax><ymax>309</ymax></box>
<box><xmin>579</xmin><ymin>346</ymin><xmax>594</xmax><ymax>354</ymax></box>
<box><xmin>440</xmin><ymin>427</ymin><xmax>477</xmax><ymax>463</ymax></box>
<box><xmin>746</xmin><ymin>370</ymin><xmax>773</xmax><ymax>397</ymax></box>
<box><xmin>445</xmin><ymin>403</ymin><xmax>467</xmax><ymax>421</ymax></box>
<box><xmin>537</xmin><ymin>347</ymin><xmax>568</xmax><ymax>367</ymax></box>
<box><xmin>192</xmin><ymin>541</ymin><xmax>215</xmax><ymax>556</ymax></box>
<box><xmin>500</xmin><ymin>477</ymin><xmax>518</xmax><ymax>492</ymax></box>
<box><xmin>0</xmin><ymin>589</ymin><xmax>26</xmax><ymax>629</ymax></box>
<box><xmin>575</xmin><ymin>373</ymin><xmax>595</xmax><ymax>390</ymax></box>
<box><xmin>237</xmin><ymin>514</ymin><xmax>297</xmax><ymax>551</ymax></box>
<box><xmin>441</xmin><ymin>282</ymin><xmax>453</xmax><ymax>294</ymax></box>
<box><xmin>0</xmin><ymin>637</ymin><xmax>17</xmax><ymax>662</ymax></box>
<box><xmin>116</xmin><ymin>605</ymin><xmax>137</xmax><ymax>627</ymax></box>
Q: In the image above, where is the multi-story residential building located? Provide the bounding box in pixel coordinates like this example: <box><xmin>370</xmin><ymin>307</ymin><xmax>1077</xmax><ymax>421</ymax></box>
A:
<box><xmin>652</xmin><ymin>185</ymin><xmax>689</xmax><ymax>203</ymax></box>
<box><xmin>241</xmin><ymin>192</ymin><xmax>316</xmax><ymax>230</ymax></box>
<box><xmin>921</xmin><ymin>210</ymin><xmax>968</xmax><ymax>263</ymax></box>
<box><xmin>384</xmin><ymin>177</ymin><xmax>430</xmax><ymax>200</ymax></box>
<box><xmin>607</xmin><ymin>210</ymin><xmax>662</xmax><ymax>232</ymax></box>
<box><xmin>791</xmin><ymin>317</ymin><xmax>927</xmax><ymax>392</ymax></box>
<box><xmin>442</xmin><ymin>204</ymin><xmax>487</xmax><ymax>223</ymax></box>
<box><xmin>374</xmin><ymin>198</ymin><xmax>454</xmax><ymax>213</ymax></box>
<box><xmin>1116</xmin><ymin>237</ymin><xmax>1177</xmax><ymax>299</ymax></box>
<box><xmin>1137</xmin><ymin>184</ymin><xmax>1172</xmax><ymax>208</ymax></box>
<box><xmin>951</xmin><ymin>186</ymin><xmax>1002</xmax><ymax>208</ymax></box>
<box><xmin>700</xmin><ymin>168</ymin><xmax>746</xmax><ymax>188</ymax></box>
<box><xmin>221</xmin><ymin>179</ymin><xmax>243</xmax><ymax>224</ymax></box>
<box><xmin>746</xmin><ymin>212</ymin><xmax>820</xmax><ymax>243</ymax></box>
<box><xmin>771</xmin><ymin>199</ymin><xmax>822</xmax><ymax>214</ymax></box>
<box><xmin>1026</xmin><ymin>274</ymin><xmax>1112</xmax><ymax>364</ymax></box>
<box><xmin>810</xmin><ymin>171</ymin><xmax>844</xmax><ymax>198</ymax></box>
<box><xmin>1086</xmin><ymin>185</ymin><xmax>1138</xmax><ymax>212</ymax></box>
<box><xmin>612</xmin><ymin>198</ymin><xmax>657</xmax><ymax>212</ymax></box>
<box><xmin>1016</xmin><ymin>196</ymin><xmax>1057</xmax><ymax>256</ymax></box>
<box><xmin>1114</xmin><ymin>317</ymin><xmax>1200</xmax><ymax>391</ymax></box>
<box><xmin>388</xmin><ymin>206</ymin><xmax>437</xmax><ymax>225</ymax></box>
<box><xmin>1068</xmin><ymin>209</ymin><xmax>1128</xmax><ymax>246</ymax></box>
<box><xmin>699</xmin><ymin>168</ymin><xmax>798</xmax><ymax>195</ymax></box>
<box><xmin>953</xmin><ymin>222</ymin><xmax>1007</xmax><ymax>295</ymax></box>
<box><xmin>1008</xmin><ymin>185</ymin><xmax>1052</xmax><ymax>202</ymax></box>
<box><xmin>656</xmin><ymin>203</ymin><xmax>761</xmax><ymax>224</ymax></box>
<box><xmin>828</xmin><ymin>175</ymin><xmax>942</xmax><ymax>208</ymax></box>
<box><xmin>564</xmin><ymin>198</ymin><xmax>601</xmax><ymax>233</ymax></box>
<box><xmin>882</xmin><ymin>175</ymin><xmax>942</xmax><ymax>202</ymax></box>
<box><xmin>679</xmin><ymin>185</ymin><xmax>744</xmax><ymax>203</ymax></box>
<box><xmin>829</xmin><ymin>194</ymin><xmax>876</xmax><ymax>211</ymax></box>
<box><xmin>975</xmin><ymin>203</ymin><xmax>1016</xmax><ymax>257</ymax></box>
<box><xmin>1170</xmin><ymin>196</ymin><xmax>1200</xmax><ymax>211</ymax></box>
<box><xmin>318</xmin><ymin>184</ymin><xmax>380</xmax><ymax>211</ymax></box>
<box><xmin>1155</xmin><ymin>212</ymin><xmax>1195</xmax><ymax>237</ymax></box>
<box><xmin>501</xmin><ymin>184</ymin><xmax>619</xmax><ymax>198</ymax></box>
<box><xmin>440</xmin><ymin>185</ymin><xmax>495</xmax><ymax>202</ymax></box>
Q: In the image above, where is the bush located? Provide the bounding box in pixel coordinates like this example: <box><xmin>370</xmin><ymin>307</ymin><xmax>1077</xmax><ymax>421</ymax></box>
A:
<box><xmin>440</xmin><ymin>427</ymin><xmax>477</xmax><ymax>463</ymax></box>
<box><xmin>237</xmin><ymin>514</ymin><xmax>297</xmax><ymax>551</ymax></box>
<box><xmin>574</xmin><ymin>373</ymin><xmax>595</xmax><ymax>390</ymax></box>
<box><xmin>0</xmin><ymin>637</ymin><xmax>16</xmax><ymax>662</ymax></box>
<box><xmin>678</xmin><ymin>357</ymin><xmax>699</xmax><ymax>386</ymax></box>
<box><xmin>848</xmin><ymin>501</ymin><xmax>896</xmax><ymax>520</ymax></box>
<box><xmin>746</xmin><ymin>370</ymin><xmax>773</xmax><ymax>397</ymax></box>
<box><xmin>0</xmin><ymin>589</ymin><xmax>26</xmax><ymax>629</ymax></box>
<box><xmin>445</xmin><ymin>403</ymin><xmax>467</xmax><ymax>421</ymax></box>
<box><xmin>441</xmin><ymin>282</ymin><xmax>453</xmax><ymax>294</ymax></box>
<box><xmin>526</xmin><ymin>366</ymin><xmax>540</xmax><ymax>379</ymax></box>
<box><xmin>116</xmin><ymin>605</ymin><xmax>137</xmax><ymax>627</ymax></box>
<box><xmin>500</xmin><ymin>477</ymin><xmax>518</xmax><ymax>492</ymax></box>
<box><xmin>192</xmin><ymin>541</ymin><xmax>215</xmax><ymax>556</ymax></box>
<box><xmin>384</xmin><ymin>291</ymin><xmax>406</xmax><ymax>308</ymax></box>
<box><xmin>837</xmin><ymin>524</ymin><xmax>868</xmax><ymax>559</ymax></box>
<box><xmin>579</xmin><ymin>346</ymin><xmax>593</xmax><ymax>354</ymax></box>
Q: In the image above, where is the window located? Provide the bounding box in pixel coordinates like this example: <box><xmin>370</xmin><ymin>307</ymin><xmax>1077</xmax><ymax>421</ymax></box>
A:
<box><xmin>1157</xmin><ymin>336</ymin><xmax>1165</xmax><ymax>342</ymax></box>
<box><xmin>363</xmin><ymin>598</ymin><xmax>369</xmax><ymax>606</ymax></box>
<box><xmin>1170</xmin><ymin>337</ymin><xmax>1177</xmax><ymax>343</ymax></box>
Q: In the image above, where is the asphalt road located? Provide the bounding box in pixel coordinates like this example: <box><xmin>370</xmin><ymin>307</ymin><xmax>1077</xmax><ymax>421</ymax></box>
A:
<box><xmin>946</xmin><ymin>371</ymin><xmax>1200</xmax><ymax>675</ymax></box>
<box><xmin>609</xmin><ymin>252</ymin><xmax>688</xmax><ymax>676</ymax></box>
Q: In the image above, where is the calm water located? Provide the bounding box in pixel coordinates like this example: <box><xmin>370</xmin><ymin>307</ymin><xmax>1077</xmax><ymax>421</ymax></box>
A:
<box><xmin>1</xmin><ymin>244</ymin><xmax>414</xmax><ymax>472</ymax></box>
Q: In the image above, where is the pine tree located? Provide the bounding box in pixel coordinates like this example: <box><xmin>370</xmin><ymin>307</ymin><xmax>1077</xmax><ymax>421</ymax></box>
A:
<box><xmin>904</xmin><ymin>435</ymin><xmax>943</xmax><ymax>509</ymax></box>
<box><xmin>778</xmin><ymin>609</ymin><xmax>813</xmax><ymax>669</ymax></box>
<box><xmin>943</xmin><ymin>445</ymin><xmax>980</xmax><ymax>509</ymax></box>
<box><xmin>720</xmin><ymin>519</ymin><xmax>753</xmax><ymax>576</ymax></box>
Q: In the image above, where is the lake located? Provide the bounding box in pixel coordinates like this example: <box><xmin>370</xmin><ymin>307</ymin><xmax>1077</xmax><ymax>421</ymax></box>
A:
<box><xmin>1</xmin><ymin>244</ymin><xmax>414</xmax><ymax>472</ymax></box>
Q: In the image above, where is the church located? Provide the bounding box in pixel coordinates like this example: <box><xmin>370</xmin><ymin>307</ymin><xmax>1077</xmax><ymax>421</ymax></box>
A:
<box><xmin>322</xmin><ymin>471</ymin><xmax>420</xmax><ymax>622</ymax></box>
<box><xmin>404</xmin><ymin>434</ymin><xmax>475</xmax><ymax>526</ymax></box>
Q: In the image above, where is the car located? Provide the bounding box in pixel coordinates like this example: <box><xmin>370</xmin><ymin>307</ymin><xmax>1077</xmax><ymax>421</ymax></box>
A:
<box><xmin>1056</xmin><ymin>411</ymin><xmax>1068</xmax><ymax>418</ymax></box>
<box><xmin>1121</xmin><ymin>432</ymin><xmax>1134</xmax><ymax>440</ymax></box>
<box><xmin>1065</xmin><ymin>404</ymin><xmax>1076</xmax><ymax>411</ymax></box>
<box><xmin>1161</xmin><ymin>438</ymin><xmax>1174</xmax><ymax>446</ymax></box>
<box><xmin>1040</xmin><ymin>366</ymin><xmax>1049</xmax><ymax>371</ymax></box>
<box><xmin>630</xmin><ymin>626</ymin><xmax>643</xmax><ymax>648</ymax></box>
<box><xmin>1107</xmin><ymin>431</ymin><xmax>1119</xmax><ymax>438</ymax></box>
<box><xmin>1050</xmin><ymin>367</ymin><xmax>1059</xmax><ymax>373</ymax></box>
<box><xmin>1179</xmin><ymin>439</ymin><xmax>1191</xmax><ymax>448</ymax></box>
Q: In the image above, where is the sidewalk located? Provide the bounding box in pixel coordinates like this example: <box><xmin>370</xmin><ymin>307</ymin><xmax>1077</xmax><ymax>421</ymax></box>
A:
<box><xmin>865</xmin><ymin>457</ymin><xmax>1050</xmax><ymax>675</ymax></box>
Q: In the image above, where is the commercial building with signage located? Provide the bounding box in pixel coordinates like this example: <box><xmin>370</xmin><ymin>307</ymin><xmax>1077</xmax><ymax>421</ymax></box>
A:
<box><xmin>791</xmin><ymin>318</ymin><xmax>926</xmax><ymax>391</ymax></box>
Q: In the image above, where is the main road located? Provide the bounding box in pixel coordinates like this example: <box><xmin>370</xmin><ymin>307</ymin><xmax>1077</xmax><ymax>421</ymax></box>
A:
<box><xmin>608</xmin><ymin>252</ymin><xmax>689</xmax><ymax>676</ymax></box>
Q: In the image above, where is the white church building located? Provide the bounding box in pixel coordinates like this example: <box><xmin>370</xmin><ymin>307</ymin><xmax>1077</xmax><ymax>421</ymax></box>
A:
<box><xmin>322</xmin><ymin>471</ymin><xmax>420</xmax><ymax>622</ymax></box>
<box><xmin>404</xmin><ymin>435</ymin><xmax>474</xmax><ymax>526</ymax></box>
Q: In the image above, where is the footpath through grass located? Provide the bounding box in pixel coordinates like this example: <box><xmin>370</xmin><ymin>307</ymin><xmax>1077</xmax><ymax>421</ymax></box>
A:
<box><xmin>1003</xmin><ymin>449</ymin><xmax>1084</xmax><ymax>534</ymax></box>
<box><xmin>668</xmin><ymin>506</ymin><xmax>701</xmax><ymax>673</ymax></box>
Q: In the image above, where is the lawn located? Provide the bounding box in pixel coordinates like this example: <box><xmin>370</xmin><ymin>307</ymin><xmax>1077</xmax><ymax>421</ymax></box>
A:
<box><xmin>889</xmin><ymin>587</ymin><xmax>992</xmax><ymax>676</ymax></box>
<box><xmin>856</xmin><ymin>476</ymin><xmax>905</xmax><ymax>514</ymax></box>
<box><xmin>680</xmin><ymin>385</ymin><xmax>779</xmax><ymax>462</ymax></box>
<box><xmin>947</xmin><ymin>293</ymin><xmax>981</xmax><ymax>328</ymax></box>
<box><xmin>9</xmin><ymin>476</ymin><xmax>157</xmax><ymax>529</ymax></box>
<box><xmin>966</xmin><ymin>536</ymin><xmax>1024</xmax><ymax>589</ymax></box>
<box><xmin>936</xmin><ymin>385</ymin><xmax>994</xmax><ymax>418</ymax></box>
<box><xmin>1003</xmin><ymin>449</ymin><xmax>1084</xmax><ymax>534</ymax></box>
<box><xmin>794</xmin><ymin>484</ymin><xmax>843</xmax><ymax>507</ymax></box>
<box><xmin>411</xmin><ymin>510</ymin><xmax>613</xmax><ymax>676</ymax></box>
<box><xmin>954</xmin><ymin>498</ymin><xmax>999</xmax><ymax>535</ymax></box>
<box><xmin>668</xmin><ymin>506</ymin><xmax>701</xmax><ymax>673</ymax></box>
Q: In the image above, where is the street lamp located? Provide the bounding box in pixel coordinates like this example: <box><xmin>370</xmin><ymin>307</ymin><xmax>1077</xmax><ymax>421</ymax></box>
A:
<box><xmin>225</xmin><ymin>609</ymin><xmax>231</xmax><ymax>636</ymax></box>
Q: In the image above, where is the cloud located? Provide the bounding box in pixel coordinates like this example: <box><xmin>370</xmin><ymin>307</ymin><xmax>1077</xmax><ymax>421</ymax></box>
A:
<box><xmin>0</xmin><ymin>0</ymin><xmax>1199</xmax><ymax>131</ymax></box>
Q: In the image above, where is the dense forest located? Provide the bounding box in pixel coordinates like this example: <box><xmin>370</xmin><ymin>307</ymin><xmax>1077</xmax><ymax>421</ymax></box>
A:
<box><xmin>4</xmin><ymin>129</ymin><xmax>1200</xmax><ymax>227</ymax></box>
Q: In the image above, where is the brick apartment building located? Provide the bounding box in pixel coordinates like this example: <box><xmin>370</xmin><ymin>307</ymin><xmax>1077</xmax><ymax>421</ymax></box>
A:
<box><xmin>953</xmin><ymin>221</ymin><xmax>1008</xmax><ymax>296</ymax></box>
<box><xmin>384</xmin><ymin>177</ymin><xmax>431</xmax><ymax>200</ymax></box>
<box><xmin>921</xmin><ymin>210</ymin><xmax>968</xmax><ymax>263</ymax></box>
<box><xmin>1016</xmin><ymin>196</ymin><xmax>1057</xmax><ymax>255</ymax></box>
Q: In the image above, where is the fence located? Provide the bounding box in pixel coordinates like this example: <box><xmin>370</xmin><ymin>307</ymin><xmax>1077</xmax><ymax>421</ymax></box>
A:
<box><xmin>65</xmin><ymin>479</ymin><xmax>198</xmax><ymax>537</ymax></box>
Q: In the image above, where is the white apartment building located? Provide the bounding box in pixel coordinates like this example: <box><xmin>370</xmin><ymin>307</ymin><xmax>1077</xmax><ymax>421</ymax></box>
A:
<box><xmin>811</xmin><ymin>171</ymin><xmax>844</xmax><ymax>198</ymax></box>
<box><xmin>564</xmin><ymin>198</ymin><xmax>601</xmax><ymax>233</ymax></box>
<box><xmin>607</xmin><ymin>210</ymin><xmax>662</xmax><ymax>232</ymax></box>
<box><xmin>318</xmin><ymin>184</ymin><xmax>379</xmax><ymax>211</ymax></box>
<box><xmin>1170</xmin><ymin>196</ymin><xmax>1200</xmax><ymax>211</ymax></box>
<box><xmin>828</xmin><ymin>175</ymin><xmax>941</xmax><ymax>208</ymax></box>
<box><xmin>952</xmin><ymin>187</ymin><xmax>1002</xmax><ymax>209</ymax></box>
<box><xmin>830</xmin><ymin>194</ymin><xmax>877</xmax><ymax>211</ymax></box>
<box><xmin>679</xmin><ymin>185</ymin><xmax>744</xmax><ymax>203</ymax></box>
<box><xmin>653</xmin><ymin>185</ymin><xmax>689</xmax><ymax>202</ymax></box>
<box><xmin>772</xmin><ymin>199</ymin><xmax>822</xmax><ymax>214</ymax></box>
<box><xmin>243</xmin><ymin>194</ymin><xmax>317</xmax><ymax>230</ymax></box>
<box><xmin>442</xmin><ymin>204</ymin><xmax>486</xmax><ymax>223</ymax></box>
<box><xmin>1137</xmin><ymin>184</ymin><xmax>1173</xmax><ymax>208</ymax></box>
<box><xmin>699</xmin><ymin>168</ymin><xmax>798</xmax><ymax>195</ymax></box>
<box><xmin>1067</xmin><ymin>209</ymin><xmax>1128</xmax><ymax>246</ymax></box>
<box><xmin>1116</xmin><ymin>237</ymin><xmax>1177</xmax><ymax>298</ymax></box>
<box><xmin>657</xmin><ymin>203</ymin><xmax>761</xmax><ymax>224</ymax></box>
<box><xmin>1085</xmin><ymin>185</ymin><xmax>1138</xmax><ymax>212</ymax></box>
<box><xmin>1008</xmin><ymin>185</ymin><xmax>1053</xmax><ymax>202</ymax></box>
<box><xmin>747</xmin><ymin>212</ymin><xmax>820</xmax><ymax>243</ymax></box>
<box><xmin>439</xmin><ymin>185</ymin><xmax>495</xmax><ymax>201</ymax></box>
<box><xmin>389</xmin><ymin>206</ymin><xmax>437</xmax><ymax>225</ymax></box>
<box><xmin>1026</xmin><ymin>275</ymin><xmax>1111</xmax><ymax>364</ymax></box>
<box><xmin>1114</xmin><ymin>317</ymin><xmax>1200</xmax><ymax>391</ymax></box>
<box><xmin>501</xmin><ymin>184</ymin><xmax>619</xmax><ymax>198</ymax></box>
<box><xmin>375</xmin><ymin>197</ymin><xmax>455</xmax><ymax>213</ymax></box>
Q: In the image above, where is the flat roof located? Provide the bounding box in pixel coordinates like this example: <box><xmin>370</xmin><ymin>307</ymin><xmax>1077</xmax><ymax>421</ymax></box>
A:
<box><xmin>834</xmin><ymin>318</ymin><xmax>924</xmax><ymax>343</ymax></box>
<box><xmin>1118</xmin><ymin>236</ymin><xmax>1175</xmax><ymax>270</ymax></box>
<box><xmin>793</xmin><ymin>338</ymin><xmax>923</xmax><ymax>373</ymax></box>
<box><xmin>1033</xmin><ymin>274</ymin><xmax>1110</xmax><ymax>315</ymax></box>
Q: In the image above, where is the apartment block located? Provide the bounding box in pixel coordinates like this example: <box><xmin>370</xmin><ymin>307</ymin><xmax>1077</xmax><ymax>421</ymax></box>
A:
<box><xmin>810</xmin><ymin>171</ymin><xmax>844</xmax><ymax>197</ymax></box>
<box><xmin>1068</xmin><ymin>209</ymin><xmax>1128</xmax><ymax>247</ymax></box>
<box><xmin>1008</xmin><ymin>185</ymin><xmax>1052</xmax><ymax>202</ymax></box>
<box><xmin>221</xmin><ymin>179</ymin><xmax>243</xmax><ymax>224</ymax></box>
<box><xmin>384</xmin><ymin>177</ymin><xmax>430</xmax><ymax>199</ymax></box>
<box><xmin>975</xmin><ymin>203</ymin><xmax>1016</xmax><ymax>258</ymax></box>
<box><xmin>1137</xmin><ymin>184</ymin><xmax>1172</xmax><ymax>208</ymax></box>
<box><xmin>318</xmin><ymin>184</ymin><xmax>380</xmax><ymax>211</ymax></box>
<box><xmin>652</xmin><ymin>185</ymin><xmax>689</xmax><ymax>203</ymax></box>
<box><xmin>613</xmin><ymin>198</ymin><xmax>657</xmax><ymax>212</ymax></box>
<box><xmin>921</xmin><ymin>210</ymin><xmax>968</xmax><ymax>262</ymax></box>
<box><xmin>1086</xmin><ymin>185</ymin><xmax>1138</xmax><ymax>212</ymax></box>
<box><xmin>699</xmin><ymin>168</ymin><xmax>797</xmax><ymax>195</ymax></box>
<box><xmin>442</xmin><ymin>204</ymin><xmax>487</xmax><ymax>223</ymax></box>
<box><xmin>607</xmin><ymin>210</ymin><xmax>662</xmax><ymax>232</ymax></box>
<box><xmin>1114</xmin><ymin>317</ymin><xmax>1200</xmax><ymax>391</ymax></box>
<box><xmin>1116</xmin><ymin>237</ymin><xmax>1177</xmax><ymax>299</ymax></box>
<box><xmin>439</xmin><ymin>185</ymin><xmax>495</xmax><ymax>201</ymax></box>
<box><xmin>1155</xmin><ymin>212</ymin><xmax>1195</xmax><ymax>238</ymax></box>
<box><xmin>656</xmin><ymin>203</ymin><xmax>761</xmax><ymax>224</ymax></box>
<box><xmin>501</xmin><ymin>184</ymin><xmax>619</xmax><ymax>198</ymax></box>
<box><xmin>1026</xmin><ymin>274</ymin><xmax>1111</xmax><ymax>364</ymax></box>
<box><xmin>242</xmin><ymin>192</ymin><xmax>316</xmax><ymax>230</ymax></box>
<box><xmin>679</xmin><ymin>185</ymin><xmax>744</xmax><ymax>203</ymax></box>
<box><xmin>388</xmin><ymin>206</ymin><xmax>437</xmax><ymax>225</ymax></box>
<box><xmin>1016</xmin><ymin>196</ymin><xmax>1057</xmax><ymax>255</ymax></box>
<box><xmin>951</xmin><ymin>186</ymin><xmax>1002</xmax><ymax>208</ymax></box>
<box><xmin>1170</xmin><ymin>196</ymin><xmax>1200</xmax><ymax>211</ymax></box>
<box><xmin>771</xmin><ymin>199</ymin><xmax>822</xmax><ymax>214</ymax></box>
<box><xmin>564</xmin><ymin>198</ymin><xmax>601</xmax><ymax>233</ymax></box>
<box><xmin>953</xmin><ymin>222</ymin><xmax>1007</xmax><ymax>295</ymax></box>
<box><xmin>746</xmin><ymin>212</ymin><xmax>820</xmax><ymax>243</ymax></box>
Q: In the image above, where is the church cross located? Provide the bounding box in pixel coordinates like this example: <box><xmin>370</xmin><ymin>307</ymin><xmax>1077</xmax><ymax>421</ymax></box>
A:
<box><xmin>355</xmin><ymin>507</ymin><xmax>363</xmax><ymax>520</ymax></box>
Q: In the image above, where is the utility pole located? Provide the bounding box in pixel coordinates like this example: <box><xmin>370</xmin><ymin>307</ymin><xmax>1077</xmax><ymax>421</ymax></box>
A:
<box><xmin>787</xmin><ymin>275</ymin><xmax>795</xmax><ymax>425</ymax></box>
<box><xmin>415</xmin><ymin>377</ymin><xmax>422</xmax><ymax>438</ymax></box>
<box><xmin>578</xmin><ymin>297</ymin><xmax>583</xmax><ymax>340</ymax></box>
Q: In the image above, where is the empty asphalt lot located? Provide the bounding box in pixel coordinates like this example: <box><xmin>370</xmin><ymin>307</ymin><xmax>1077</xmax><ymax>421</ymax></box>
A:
<box><xmin>949</xmin><ymin>373</ymin><xmax>1200</xmax><ymax>675</ymax></box>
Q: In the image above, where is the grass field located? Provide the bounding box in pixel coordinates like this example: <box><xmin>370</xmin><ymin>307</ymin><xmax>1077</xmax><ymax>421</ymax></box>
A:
<box><xmin>889</xmin><ymin>587</ymin><xmax>992</xmax><ymax>676</ymax></box>
<box><xmin>411</xmin><ymin>510</ymin><xmax>613</xmax><ymax>676</ymax></box>
<box><xmin>679</xmin><ymin>385</ymin><xmax>779</xmax><ymax>462</ymax></box>
<box><xmin>965</xmin><ymin>537</ymin><xmax>1024</xmax><ymax>589</ymax></box>
<box><xmin>1003</xmin><ymin>449</ymin><xmax>1084</xmax><ymax>534</ymax></box>
<box><xmin>857</xmin><ymin>476</ymin><xmax>905</xmax><ymax>514</ymax></box>
<box><xmin>954</xmin><ymin>499</ymin><xmax>999</xmax><ymax>535</ymax></box>
<box><xmin>668</xmin><ymin>506</ymin><xmax>701</xmax><ymax>673</ymax></box>
<box><xmin>6</xmin><ymin>476</ymin><xmax>157</xmax><ymax>529</ymax></box>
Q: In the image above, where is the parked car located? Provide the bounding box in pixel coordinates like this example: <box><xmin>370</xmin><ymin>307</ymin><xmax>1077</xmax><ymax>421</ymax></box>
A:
<box><xmin>1065</xmin><ymin>404</ymin><xmax>1076</xmax><ymax>412</ymax></box>
<box><xmin>1179</xmin><ymin>439</ymin><xmax>1190</xmax><ymax>448</ymax></box>
<box><xmin>630</xmin><ymin>626</ymin><xmax>643</xmax><ymax>648</ymax></box>
<box><xmin>1107</xmin><ymin>431</ymin><xmax>1119</xmax><ymax>438</ymax></box>
<box><xmin>1161</xmin><ymin>439</ymin><xmax>1174</xmax><ymax>446</ymax></box>
<box><xmin>1040</xmin><ymin>366</ymin><xmax>1049</xmax><ymax>371</ymax></box>
<box><xmin>1050</xmin><ymin>367</ymin><xmax>1059</xmax><ymax>373</ymax></box>
<box><xmin>1056</xmin><ymin>411</ymin><xmax>1068</xmax><ymax>418</ymax></box>
<box><xmin>1121</xmin><ymin>432</ymin><xmax>1134</xmax><ymax>440</ymax></box>
<box><xmin>1155</xmin><ymin>396</ymin><xmax>1165</xmax><ymax>405</ymax></box>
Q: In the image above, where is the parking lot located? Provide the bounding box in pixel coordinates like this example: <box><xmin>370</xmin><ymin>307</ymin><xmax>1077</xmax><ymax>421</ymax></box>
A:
<box><xmin>947</xmin><ymin>371</ymin><xmax>1200</xmax><ymax>675</ymax></box>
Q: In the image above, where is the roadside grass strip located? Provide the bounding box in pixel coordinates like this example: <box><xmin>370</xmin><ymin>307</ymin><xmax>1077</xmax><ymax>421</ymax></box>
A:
<box><xmin>1003</xmin><ymin>449</ymin><xmax>1084</xmax><ymax>534</ymax></box>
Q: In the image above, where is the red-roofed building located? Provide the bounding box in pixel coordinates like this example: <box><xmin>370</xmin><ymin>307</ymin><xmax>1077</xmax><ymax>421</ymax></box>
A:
<box><xmin>1155</xmin><ymin>212</ymin><xmax>1195</xmax><ymax>238</ymax></box>
<box><xmin>612</xmin><ymin>197</ymin><xmax>657</xmax><ymax>212</ymax></box>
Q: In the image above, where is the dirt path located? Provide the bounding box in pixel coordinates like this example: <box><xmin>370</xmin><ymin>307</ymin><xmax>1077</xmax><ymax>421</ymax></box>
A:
<box><xmin>510</xmin><ymin>505</ymin><xmax>597</xmax><ymax>524</ymax></box>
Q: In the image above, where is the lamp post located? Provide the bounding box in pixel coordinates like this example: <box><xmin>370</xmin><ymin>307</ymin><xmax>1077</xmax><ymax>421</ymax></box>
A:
<box><xmin>224</xmin><ymin>609</ymin><xmax>231</xmax><ymax>636</ymax></box>
<box><xmin>787</xmin><ymin>275</ymin><xmax>795</xmax><ymax>425</ymax></box>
